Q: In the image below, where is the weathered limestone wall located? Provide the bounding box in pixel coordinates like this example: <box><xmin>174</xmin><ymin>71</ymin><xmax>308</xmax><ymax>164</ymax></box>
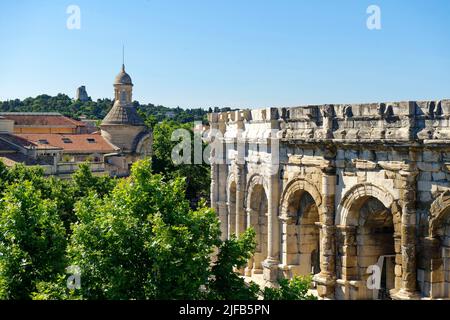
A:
<box><xmin>208</xmin><ymin>99</ymin><xmax>450</xmax><ymax>300</ymax></box>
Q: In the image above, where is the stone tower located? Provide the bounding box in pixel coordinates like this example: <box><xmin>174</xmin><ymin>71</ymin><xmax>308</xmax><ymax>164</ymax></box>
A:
<box><xmin>76</xmin><ymin>85</ymin><xmax>89</xmax><ymax>102</ymax></box>
<box><xmin>100</xmin><ymin>64</ymin><xmax>152</xmax><ymax>174</ymax></box>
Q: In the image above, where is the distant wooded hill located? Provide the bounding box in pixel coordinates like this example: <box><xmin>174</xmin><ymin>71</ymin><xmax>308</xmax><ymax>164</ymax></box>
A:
<box><xmin>0</xmin><ymin>94</ymin><xmax>235</xmax><ymax>125</ymax></box>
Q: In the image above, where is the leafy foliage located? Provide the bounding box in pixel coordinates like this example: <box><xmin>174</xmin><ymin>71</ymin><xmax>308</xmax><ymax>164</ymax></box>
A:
<box><xmin>152</xmin><ymin>121</ymin><xmax>210</xmax><ymax>208</ymax></box>
<box><xmin>262</xmin><ymin>276</ymin><xmax>317</xmax><ymax>300</ymax></box>
<box><xmin>0</xmin><ymin>182</ymin><xmax>66</xmax><ymax>299</ymax></box>
<box><xmin>0</xmin><ymin>94</ymin><xmax>212</xmax><ymax>123</ymax></box>
<box><xmin>208</xmin><ymin>229</ymin><xmax>260</xmax><ymax>300</ymax></box>
<box><xmin>0</xmin><ymin>160</ymin><xmax>317</xmax><ymax>301</ymax></box>
<box><xmin>65</xmin><ymin>159</ymin><xmax>221</xmax><ymax>299</ymax></box>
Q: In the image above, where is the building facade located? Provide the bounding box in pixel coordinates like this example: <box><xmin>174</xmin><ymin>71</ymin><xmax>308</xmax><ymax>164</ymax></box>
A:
<box><xmin>208</xmin><ymin>100</ymin><xmax>450</xmax><ymax>300</ymax></box>
<box><xmin>100</xmin><ymin>64</ymin><xmax>152</xmax><ymax>177</ymax></box>
<box><xmin>0</xmin><ymin>65</ymin><xmax>151</xmax><ymax>178</ymax></box>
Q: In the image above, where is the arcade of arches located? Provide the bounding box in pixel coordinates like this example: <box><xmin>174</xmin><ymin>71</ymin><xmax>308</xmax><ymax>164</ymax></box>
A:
<box><xmin>209</xmin><ymin>100</ymin><xmax>450</xmax><ymax>300</ymax></box>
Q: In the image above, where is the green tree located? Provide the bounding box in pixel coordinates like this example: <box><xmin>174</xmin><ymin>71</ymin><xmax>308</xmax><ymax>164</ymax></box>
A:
<box><xmin>262</xmin><ymin>276</ymin><xmax>317</xmax><ymax>300</ymax></box>
<box><xmin>152</xmin><ymin>121</ymin><xmax>210</xmax><ymax>207</ymax></box>
<box><xmin>65</xmin><ymin>159</ymin><xmax>220</xmax><ymax>299</ymax></box>
<box><xmin>207</xmin><ymin>229</ymin><xmax>260</xmax><ymax>300</ymax></box>
<box><xmin>0</xmin><ymin>182</ymin><xmax>66</xmax><ymax>299</ymax></box>
<box><xmin>71</xmin><ymin>163</ymin><xmax>116</xmax><ymax>199</ymax></box>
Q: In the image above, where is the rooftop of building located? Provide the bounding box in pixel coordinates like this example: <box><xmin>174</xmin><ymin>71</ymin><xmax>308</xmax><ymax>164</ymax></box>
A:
<box><xmin>101</xmin><ymin>103</ymin><xmax>145</xmax><ymax>126</ymax></box>
<box><xmin>0</xmin><ymin>153</ymin><xmax>53</xmax><ymax>167</ymax></box>
<box><xmin>0</xmin><ymin>112</ymin><xmax>86</xmax><ymax>127</ymax></box>
<box><xmin>114</xmin><ymin>64</ymin><xmax>133</xmax><ymax>86</ymax></box>
<box><xmin>14</xmin><ymin>133</ymin><xmax>119</xmax><ymax>153</ymax></box>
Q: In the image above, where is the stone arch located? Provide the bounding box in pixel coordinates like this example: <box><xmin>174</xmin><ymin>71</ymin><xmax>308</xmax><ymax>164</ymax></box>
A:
<box><xmin>226</xmin><ymin>172</ymin><xmax>236</xmax><ymax>194</ymax></box>
<box><xmin>244</xmin><ymin>174</ymin><xmax>269</xmax><ymax>276</ymax></box>
<box><xmin>279</xmin><ymin>178</ymin><xmax>322</xmax><ymax>278</ymax></box>
<box><xmin>429</xmin><ymin>190</ymin><xmax>450</xmax><ymax>238</ymax></box>
<box><xmin>246</xmin><ymin>174</ymin><xmax>268</xmax><ymax>208</ymax></box>
<box><xmin>280</xmin><ymin>178</ymin><xmax>322</xmax><ymax>218</ymax></box>
<box><xmin>336</xmin><ymin>183</ymin><xmax>400</xmax><ymax>300</ymax></box>
<box><xmin>427</xmin><ymin>190</ymin><xmax>450</xmax><ymax>298</ymax></box>
<box><xmin>338</xmin><ymin>183</ymin><xmax>396</xmax><ymax>227</ymax></box>
<box><xmin>135</xmin><ymin>133</ymin><xmax>153</xmax><ymax>158</ymax></box>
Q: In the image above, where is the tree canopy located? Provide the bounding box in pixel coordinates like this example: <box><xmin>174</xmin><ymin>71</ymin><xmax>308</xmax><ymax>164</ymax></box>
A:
<box><xmin>0</xmin><ymin>94</ymin><xmax>211</xmax><ymax>124</ymax></box>
<box><xmin>0</xmin><ymin>160</ymin><xmax>316</xmax><ymax>300</ymax></box>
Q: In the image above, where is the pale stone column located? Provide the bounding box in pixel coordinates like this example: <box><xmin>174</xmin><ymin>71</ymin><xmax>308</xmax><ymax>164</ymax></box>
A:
<box><xmin>278</xmin><ymin>214</ymin><xmax>294</xmax><ymax>279</ymax></box>
<box><xmin>393</xmin><ymin>168</ymin><xmax>421</xmax><ymax>299</ymax></box>
<box><xmin>393</xmin><ymin>233</ymin><xmax>402</xmax><ymax>292</ymax></box>
<box><xmin>397</xmin><ymin>207</ymin><xmax>420</xmax><ymax>298</ymax></box>
<box><xmin>217</xmin><ymin>201</ymin><xmax>228</xmax><ymax>241</ymax></box>
<box><xmin>210</xmin><ymin>162</ymin><xmax>226</xmax><ymax>239</ymax></box>
<box><xmin>212</xmin><ymin>168</ymin><xmax>228</xmax><ymax>262</ymax></box>
<box><xmin>245</xmin><ymin>208</ymin><xmax>254</xmax><ymax>277</ymax></box>
<box><xmin>423</xmin><ymin>237</ymin><xmax>444</xmax><ymax>298</ymax></box>
<box><xmin>339</xmin><ymin>226</ymin><xmax>358</xmax><ymax>281</ymax></box>
<box><xmin>211</xmin><ymin>163</ymin><xmax>218</xmax><ymax>211</ymax></box>
<box><xmin>314</xmin><ymin>169</ymin><xmax>337</xmax><ymax>299</ymax></box>
<box><xmin>263</xmin><ymin>170</ymin><xmax>280</xmax><ymax>283</ymax></box>
<box><xmin>235</xmin><ymin>164</ymin><xmax>246</xmax><ymax>235</ymax></box>
<box><xmin>227</xmin><ymin>200</ymin><xmax>236</xmax><ymax>240</ymax></box>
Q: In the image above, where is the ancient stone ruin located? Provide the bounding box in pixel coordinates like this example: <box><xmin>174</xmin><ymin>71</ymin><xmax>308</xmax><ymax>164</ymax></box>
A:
<box><xmin>208</xmin><ymin>100</ymin><xmax>450</xmax><ymax>300</ymax></box>
<box><xmin>76</xmin><ymin>85</ymin><xmax>90</xmax><ymax>102</ymax></box>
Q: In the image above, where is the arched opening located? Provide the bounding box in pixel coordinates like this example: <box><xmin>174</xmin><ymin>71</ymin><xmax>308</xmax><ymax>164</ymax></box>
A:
<box><xmin>120</xmin><ymin>90</ymin><xmax>127</xmax><ymax>102</ymax></box>
<box><xmin>227</xmin><ymin>181</ymin><xmax>237</xmax><ymax>239</ymax></box>
<box><xmin>284</xmin><ymin>190</ymin><xmax>321</xmax><ymax>278</ymax></box>
<box><xmin>430</xmin><ymin>206</ymin><xmax>450</xmax><ymax>298</ymax></box>
<box><xmin>346</xmin><ymin>196</ymin><xmax>397</xmax><ymax>300</ymax></box>
<box><xmin>442</xmin><ymin>215</ymin><xmax>450</xmax><ymax>297</ymax></box>
<box><xmin>246</xmin><ymin>184</ymin><xmax>268</xmax><ymax>275</ymax></box>
<box><xmin>136</xmin><ymin>135</ymin><xmax>152</xmax><ymax>158</ymax></box>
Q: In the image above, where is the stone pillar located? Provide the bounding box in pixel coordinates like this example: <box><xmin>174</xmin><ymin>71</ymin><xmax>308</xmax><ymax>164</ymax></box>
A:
<box><xmin>245</xmin><ymin>208</ymin><xmax>255</xmax><ymax>277</ymax></box>
<box><xmin>217</xmin><ymin>201</ymin><xmax>228</xmax><ymax>241</ymax></box>
<box><xmin>213</xmin><ymin>154</ymin><xmax>228</xmax><ymax>240</ymax></box>
<box><xmin>278</xmin><ymin>214</ymin><xmax>296</xmax><ymax>279</ymax></box>
<box><xmin>211</xmin><ymin>163</ymin><xmax>218</xmax><ymax>211</ymax></box>
<box><xmin>263</xmin><ymin>170</ymin><xmax>280</xmax><ymax>284</ymax></box>
<box><xmin>339</xmin><ymin>226</ymin><xmax>358</xmax><ymax>281</ymax></box>
<box><xmin>393</xmin><ymin>168</ymin><xmax>421</xmax><ymax>300</ymax></box>
<box><xmin>227</xmin><ymin>199</ymin><xmax>236</xmax><ymax>240</ymax></box>
<box><xmin>315</xmin><ymin>225</ymin><xmax>336</xmax><ymax>298</ymax></box>
<box><xmin>211</xmin><ymin>163</ymin><xmax>221</xmax><ymax>235</ymax></box>
<box><xmin>235</xmin><ymin>164</ymin><xmax>246</xmax><ymax>235</ymax></box>
<box><xmin>423</xmin><ymin>237</ymin><xmax>444</xmax><ymax>298</ymax></box>
<box><xmin>314</xmin><ymin>169</ymin><xmax>337</xmax><ymax>299</ymax></box>
<box><xmin>393</xmin><ymin>233</ymin><xmax>402</xmax><ymax>292</ymax></box>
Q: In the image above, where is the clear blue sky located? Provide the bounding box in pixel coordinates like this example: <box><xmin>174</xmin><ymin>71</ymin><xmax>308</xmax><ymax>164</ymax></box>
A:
<box><xmin>0</xmin><ymin>0</ymin><xmax>449</xmax><ymax>109</ymax></box>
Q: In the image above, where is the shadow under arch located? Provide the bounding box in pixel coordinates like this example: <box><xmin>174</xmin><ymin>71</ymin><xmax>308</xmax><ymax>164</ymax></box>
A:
<box><xmin>279</xmin><ymin>178</ymin><xmax>322</xmax><ymax>279</ymax></box>
<box><xmin>427</xmin><ymin>190</ymin><xmax>450</xmax><ymax>298</ymax></box>
<box><xmin>336</xmin><ymin>183</ymin><xmax>401</xmax><ymax>300</ymax></box>
<box><xmin>245</xmin><ymin>174</ymin><xmax>269</xmax><ymax>276</ymax></box>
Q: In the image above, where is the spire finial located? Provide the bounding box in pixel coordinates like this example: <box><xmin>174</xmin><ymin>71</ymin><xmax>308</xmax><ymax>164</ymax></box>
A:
<box><xmin>122</xmin><ymin>45</ymin><xmax>125</xmax><ymax>71</ymax></box>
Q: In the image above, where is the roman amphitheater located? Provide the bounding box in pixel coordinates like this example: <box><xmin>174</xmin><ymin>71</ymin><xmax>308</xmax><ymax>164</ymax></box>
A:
<box><xmin>208</xmin><ymin>100</ymin><xmax>450</xmax><ymax>300</ymax></box>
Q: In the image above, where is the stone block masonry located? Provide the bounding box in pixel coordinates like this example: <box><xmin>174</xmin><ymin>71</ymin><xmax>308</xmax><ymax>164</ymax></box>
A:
<box><xmin>208</xmin><ymin>100</ymin><xmax>450</xmax><ymax>300</ymax></box>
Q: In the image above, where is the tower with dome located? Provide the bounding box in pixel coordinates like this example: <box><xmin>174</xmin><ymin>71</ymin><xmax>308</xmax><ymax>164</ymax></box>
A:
<box><xmin>100</xmin><ymin>64</ymin><xmax>152</xmax><ymax>176</ymax></box>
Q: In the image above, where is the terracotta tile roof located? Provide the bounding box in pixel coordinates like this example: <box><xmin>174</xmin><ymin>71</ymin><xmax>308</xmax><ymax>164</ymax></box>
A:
<box><xmin>15</xmin><ymin>133</ymin><xmax>119</xmax><ymax>153</ymax></box>
<box><xmin>0</xmin><ymin>133</ymin><xmax>38</xmax><ymax>148</ymax></box>
<box><xmin>0</xmin><ymin>113</ymin><xmax>86</xmax><ymax>127</ymax></box>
